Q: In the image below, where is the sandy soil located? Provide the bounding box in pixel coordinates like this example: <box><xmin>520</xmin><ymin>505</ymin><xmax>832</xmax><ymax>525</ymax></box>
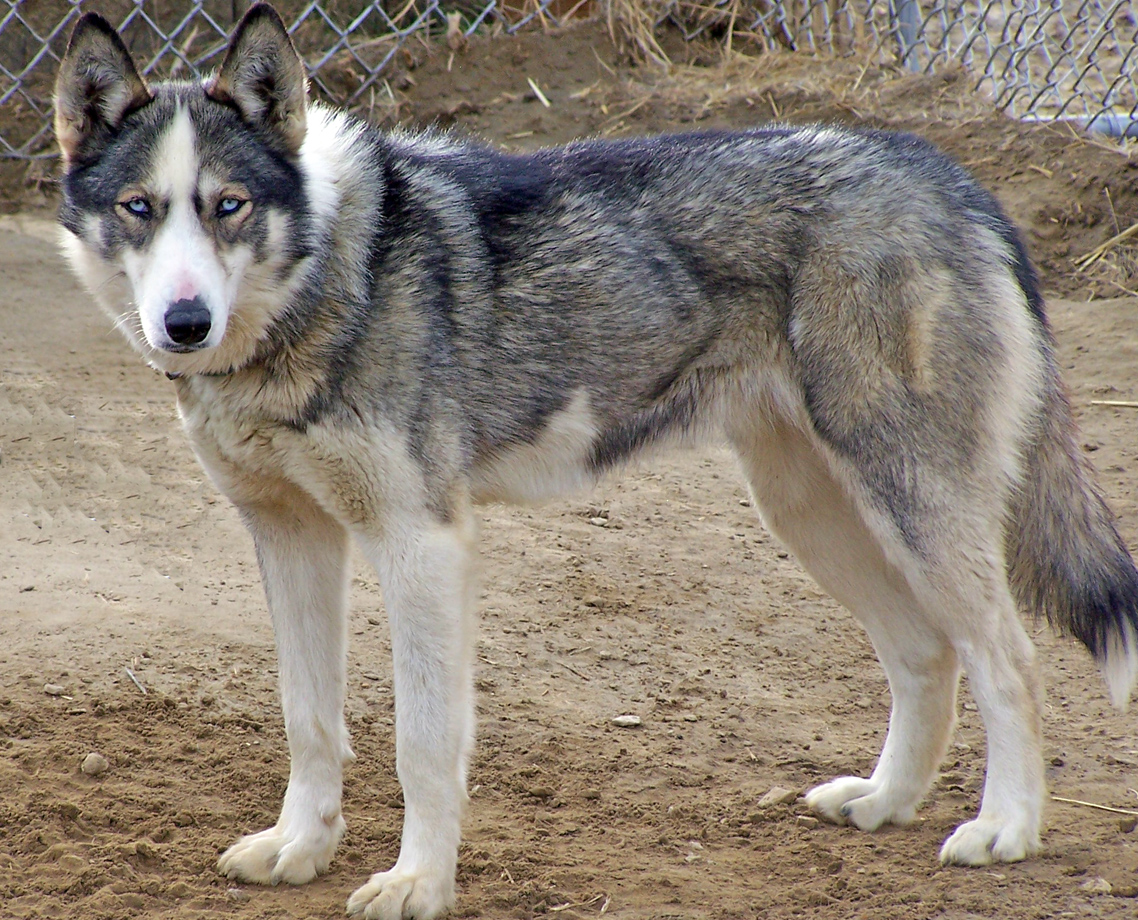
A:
<box><xmin>3</xmin><ymin>21</ymin><xmax>1138</xmax><ymax>920</ymax></box>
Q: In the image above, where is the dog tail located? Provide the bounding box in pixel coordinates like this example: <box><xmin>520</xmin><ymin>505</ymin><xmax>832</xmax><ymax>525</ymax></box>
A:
<box><xmin>1007</xmin><ymin>356</ymin><xmax>1138</xmax><ymax>709</ymax></box>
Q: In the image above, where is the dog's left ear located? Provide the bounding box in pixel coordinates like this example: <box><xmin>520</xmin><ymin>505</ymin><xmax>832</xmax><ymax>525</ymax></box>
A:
<box><xmin>207</xmin><ymin>3</ymin><xmax>307</xmax><ymax>155</ymax></box>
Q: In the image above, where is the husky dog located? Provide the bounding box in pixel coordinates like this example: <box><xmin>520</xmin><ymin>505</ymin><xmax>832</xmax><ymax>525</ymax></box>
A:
<box><xmin>55</xmin><ymin>5</ymin><xmax>1138</xmax><ymax>917</ymax></box>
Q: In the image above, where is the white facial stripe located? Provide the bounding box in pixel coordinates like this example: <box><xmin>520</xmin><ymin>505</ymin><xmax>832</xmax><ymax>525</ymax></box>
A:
<box><xmin>123</xmin><ymin>107</ymin><xmax>235</xmax><ymax>353</ymax></box>
<box><xmin>152</xmin><ymin>106</ymin><xmax>198</xmax><ymax>201</ymax></box>
<box><xmin>63</xmin><ymin>100</ymin><xmax>308</xmax><ymax>375</ymax></box>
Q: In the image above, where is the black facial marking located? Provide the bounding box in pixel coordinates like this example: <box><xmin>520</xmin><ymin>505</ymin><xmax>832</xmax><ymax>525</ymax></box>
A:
<box><xmin>58</xmin><ymin>97</ymin><xmax>169</xmax><ymax>244</ymax></box>
<box><xmin>60</xmin><ymin>81</ymin><xmax>314</xmax><ymax>272</ymax></box>
<box><xmin>187</xmin><ymin>89</ymin><xmax>309</xmax><ymax>261</ymax></box>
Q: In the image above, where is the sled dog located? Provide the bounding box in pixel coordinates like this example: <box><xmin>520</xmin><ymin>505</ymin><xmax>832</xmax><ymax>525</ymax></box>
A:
<box><xmin>56</xmin><ymin>5</ymin><xmax>1138</xmax><ymax>917</ymax></box>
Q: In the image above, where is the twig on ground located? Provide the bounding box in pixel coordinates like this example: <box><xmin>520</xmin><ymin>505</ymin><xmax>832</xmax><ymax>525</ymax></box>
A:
<box><xmin>1075</xmin><ymin>220</ymin><xmax>1138</xmax><ymax>270</ymax></box>
<box><xmin>527</xmin><ymin>78</ymin><xmax>552</xmax><ymax>108</ymax></box>
<box><xmin>124</xmin><ymin>667</ymin><xmax>148</xmax><ymax>695</ymax></box>
<box><xmin>550</xmin><ymin>894</ymin><xmax>605</xmax><ymax>912</ymax></box>
<box><xmin>1052</xmin><ymin>794</ymin><xmax>1138</xmax><ymax>817</ymax></box>
<box><xmin>555</xmin><ymin>659</ymin><xmax>590</xmax><ymax>680</ymax></box>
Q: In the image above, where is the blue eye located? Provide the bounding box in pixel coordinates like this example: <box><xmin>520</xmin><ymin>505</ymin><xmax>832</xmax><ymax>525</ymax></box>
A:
<box><xmin>217</xmin><ymin>197</ymin><xmax>245</xmax><ymax>217</ymax></box>
<box><xmin>121</xmin><ymin>197</ymin><xmax>151</xmax><ymax>218</ymax></box>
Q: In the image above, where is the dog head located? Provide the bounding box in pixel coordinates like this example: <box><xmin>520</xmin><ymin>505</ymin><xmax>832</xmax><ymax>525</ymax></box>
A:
<box><xmin>55</xmin><ymin>4</ymin><xmax>314</xmax><ymax>376</ymax></box>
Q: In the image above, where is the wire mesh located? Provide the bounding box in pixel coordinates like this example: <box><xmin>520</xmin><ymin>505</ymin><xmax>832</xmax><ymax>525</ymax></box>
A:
<box><xmin>1</xmin><ymin>0</ymin><xmax>1135</xmax><ymax>158</ymax></box>
<box><xmin>657</xmin><ymin>0</ymin><xmax>1137</xmax><ymax>124</ymax></box>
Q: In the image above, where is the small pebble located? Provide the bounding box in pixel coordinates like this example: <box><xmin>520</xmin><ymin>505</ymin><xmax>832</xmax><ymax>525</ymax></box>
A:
<box><xmin>612</xmin><ymin>714</ymin><xmax>642</xmax><ymax>728</ymax></box>
<box><xmin>758</xmin><ymin>786</ymin><xmax>798</xmax><ymax>808</ymax></box>
<box><xmin>795</xmin><ymin>815</ymin><xmax>820</xmax><ymax>829</ymax></box>
<box><xmin>43</xmin><ymin>683</ymin><xmax>65</xmax><ymax>696</ymax></box>
<box><xmin>588</xmin><ymin>516</ymin><xmax>608</xmax><ymax>527</ymax></box>
<box><xmin>1120</xmin><ymin>816</ymin><xmax>1137</xmax><ymax>834</ymax></box>
<box><xmin>81</xmin><ymin>752</ymin><xmax>109</xmax><ymax>776</ymax></box>
<box><xmin>1080</xmin><ymin>877</ymin><xmax>1112</xmax><ymax>894</ymax></box>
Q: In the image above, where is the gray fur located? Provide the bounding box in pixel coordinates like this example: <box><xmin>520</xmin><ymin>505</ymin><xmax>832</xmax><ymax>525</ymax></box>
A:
<box><xmin>56</xmin><ymin>5</ymin><xmax>1138</xmax><ymax>915</ymax></box>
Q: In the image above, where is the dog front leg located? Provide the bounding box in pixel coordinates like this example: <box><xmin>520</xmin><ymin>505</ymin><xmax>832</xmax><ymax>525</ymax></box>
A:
<box><xmin>348</xmin><ymin>510</ymin><xmax>477</xmax><ymax>920</ymax></box>
<box><xmin>218</xmin><ymin>495</ymin><xmax>352</xmax><ymax>885</ymax></box>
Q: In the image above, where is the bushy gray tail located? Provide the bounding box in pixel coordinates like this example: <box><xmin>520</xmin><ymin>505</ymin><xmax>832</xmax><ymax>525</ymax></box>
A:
<box><xmin>1006</xmin><ymin>357</ymin><xmax>1138</xmax><ymax>709</ymax></box>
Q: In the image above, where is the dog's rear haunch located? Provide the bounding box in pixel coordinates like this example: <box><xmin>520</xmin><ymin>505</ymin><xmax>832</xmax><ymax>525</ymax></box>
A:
<box><xmin>55</xmin><ymin>5</ymin><xmax>1138</xmax><ymax>917</ymax></box>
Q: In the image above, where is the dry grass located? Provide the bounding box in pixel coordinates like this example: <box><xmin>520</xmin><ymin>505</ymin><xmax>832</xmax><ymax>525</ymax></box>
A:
<box><xmin>587</xmin><ymin>46</ymin><xmax>998</xmax><ymax>136</ymax></box>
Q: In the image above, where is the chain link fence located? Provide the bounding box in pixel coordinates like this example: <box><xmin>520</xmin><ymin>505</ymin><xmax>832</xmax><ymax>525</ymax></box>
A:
<box><xmin>2</xmin><ymin>0</ymin><xmax>1136</xmax><ymax>158</ymax></box>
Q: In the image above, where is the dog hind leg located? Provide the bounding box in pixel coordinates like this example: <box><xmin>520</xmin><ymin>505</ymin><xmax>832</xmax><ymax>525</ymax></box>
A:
<box><xmin>731</xmin><ymin>404</ymin><xmax>1045</xmax><ymax>863</ymax></box>
<box><xmin>217</xmin><ymin>493</ymin><xmax>353</xmax><ymax>885</ymax></box>
<box><xmin>936</xmin><ymin>594</ymin><xmax>1044</xmax><ymax>864</ymax></box>
<box><xmin>806</xmin><ymin>633</ymin><xmax>959</xmax><ymax>832</ymax></box>
<box><xmin>730</xmin><ymin>410</ymin><xmax>958</xmax><ymax>832</ymax></box>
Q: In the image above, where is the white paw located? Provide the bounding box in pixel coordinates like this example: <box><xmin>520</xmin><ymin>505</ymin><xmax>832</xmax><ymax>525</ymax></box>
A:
<box><xmin>939</xmin><ymin>817</ymin><xmax>1039</xmax><ymax>866</ymax></box>
<box><xmin>217</xmin><ymin>816</ymin><xmax>345</xmax><ymax>885</ymax></box>
<box><xmin>804</xmin><ymin>776</ymin><xmax>916</xmax><ymax>831</ymax></box>
<box><xmin>347</xmin><ymin>866</ymin><xmax>455</xmax><ymax>920</ymax></box>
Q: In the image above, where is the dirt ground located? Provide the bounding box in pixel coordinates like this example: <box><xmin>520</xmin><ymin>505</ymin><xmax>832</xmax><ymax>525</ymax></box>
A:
<box><xmin>3</xmin><ymin>20</ymin><xmax>1138</xmax><ymax>920</ymax></box>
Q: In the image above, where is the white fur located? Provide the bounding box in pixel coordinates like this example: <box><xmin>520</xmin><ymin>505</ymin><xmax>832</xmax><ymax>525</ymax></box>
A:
<box><xmin>1103</xmin><ymin>620</ymin><xmax>1138</xmax><ymax>711</ymax></box>
<box><xmin>471</xmin><ymin>389</ymin><xmax>600</xmax><ymax>503</ymax></box>
<box><xmin>216</xmin><ymin>494</ymin><xmax>353</xmax><ymax>885</ymax></box>
<box><xmin>347</xmin><ymin>511</ymin><xmax>477</xmax><ymax>920</ymax></box>
<box><xmin>178</xmin><ymin>388</ymin><xmax>472</xmax><ymax>919</ymax></box>
<box><xmin>56</xmin><ymin>39</ymin><xmax>1135</xmax><ymax>918</ymax></box>
<box><xmin>300</xmin><ymin>103</ymin><xmax>352</xmax><ymax>229</ymax></box>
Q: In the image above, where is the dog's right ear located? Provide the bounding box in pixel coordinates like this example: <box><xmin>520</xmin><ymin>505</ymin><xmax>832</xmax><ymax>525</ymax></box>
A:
<box><xmin>54</xmin><ymin>13</ymin><xmax>151</xmax><ymax>166</ymax></box>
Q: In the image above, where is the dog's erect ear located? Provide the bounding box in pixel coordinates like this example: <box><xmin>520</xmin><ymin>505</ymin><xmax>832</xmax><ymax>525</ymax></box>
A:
<box><xmin>206</xmin><ymin>4</ymin><xmax>307</xmax><ymax>155</ymax></box>
<box><xmin>54</xmin><ymin>13</ymin><xmax>152</xmax><ymax>165</ymax></box>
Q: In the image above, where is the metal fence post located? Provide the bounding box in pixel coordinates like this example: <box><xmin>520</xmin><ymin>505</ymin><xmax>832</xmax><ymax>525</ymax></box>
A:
<box><xmin>891</xmin><ymin>0</ymin><xmax>922</xmax><ymax>71</ymax></box>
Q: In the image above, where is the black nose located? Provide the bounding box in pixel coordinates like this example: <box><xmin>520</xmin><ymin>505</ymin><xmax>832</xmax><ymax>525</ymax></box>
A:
<box><xmin>165</xmin><ymin>297</ymin><xmax>212</xmax><ymax>346</ymax></box>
